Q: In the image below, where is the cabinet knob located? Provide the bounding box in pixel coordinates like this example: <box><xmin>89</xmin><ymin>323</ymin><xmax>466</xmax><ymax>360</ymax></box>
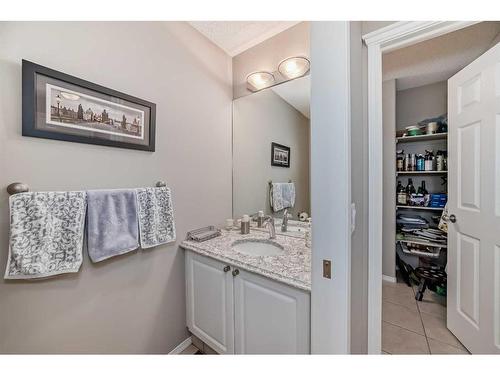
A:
<box><xmin>223</xmin><ymin>265</ymin><xmax>231</xmax><ymax>273</ymax></box>
<box><xmin>449</xmin><ymin>214</ymin><xmax>457</xmax><ymax>223</ymax></box>
<box><xmin>232</xmin><ymin>269</ymin><xmax>239</xmax><ymax>277</ymax></box>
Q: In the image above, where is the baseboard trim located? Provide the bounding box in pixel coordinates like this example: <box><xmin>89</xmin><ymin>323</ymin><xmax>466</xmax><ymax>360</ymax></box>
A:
<box><xmin>168</xmin><ymin>336</ymin><xmax>192</xmax><ymax>354</ymax></box>
<box><xmin>382</xmin><ymin>275</ymin><xmax>397</xmax><ymax>283</ymax></box>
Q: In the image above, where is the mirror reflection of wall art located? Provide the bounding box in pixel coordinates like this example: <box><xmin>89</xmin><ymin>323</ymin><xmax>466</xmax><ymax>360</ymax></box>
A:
<box><xmin>271</xmin><ymin>142</ymin><xmax>290</xmax><ymax>168</ymax></box>
<box><xmin>22</xmin><ymin>60</ymin><xmax>156</xmax><ymax>151</ymax></box>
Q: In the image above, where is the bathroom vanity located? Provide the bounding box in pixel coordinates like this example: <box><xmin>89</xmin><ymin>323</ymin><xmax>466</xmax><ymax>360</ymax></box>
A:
<box><xmin>184</xmin><ymin>70</ymin><xmax>313</xmax><ymax>354</ymax></box>
<box><xmin>181</xmin><ymin>229</ymin><xmax>311</xmax><ymax>354</ymax></box>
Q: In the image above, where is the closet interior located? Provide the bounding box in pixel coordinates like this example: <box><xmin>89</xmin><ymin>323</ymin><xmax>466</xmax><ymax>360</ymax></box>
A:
<box><xmin>381</xmin><ymin>21</ymin><xmax>500</xmax><ymax>355</ymax></box>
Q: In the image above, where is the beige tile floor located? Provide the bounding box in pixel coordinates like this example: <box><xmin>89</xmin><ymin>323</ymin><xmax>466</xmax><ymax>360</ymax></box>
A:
<box><xmin>382</xmin><ymin>280</ymin><xmax>469</xmax><ymax>354</ymax></box>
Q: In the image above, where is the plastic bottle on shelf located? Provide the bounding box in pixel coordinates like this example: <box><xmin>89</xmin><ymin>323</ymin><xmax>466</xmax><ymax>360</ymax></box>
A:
<box><xmin>396</xmin><ymin>150</ymin><xmax>404</xmax><ymax>171</ymax></box>
<box><xmin>436</xmin><ymin>150</ymin><xmax>445</xmax><ymax>171</ymax></box>
<box><xmin>424</xmin><ymin>150</ymin><xmax>434</xmax><ymax>171</ymax></box>
<box><xmin>416</xmin><ymin>154</ymin><xmax>425</xmax><ymax>171</ymax></box>
<box><xmin>397</xmin><ymin>181</ymin><xmax>407</xmax><ymax>205</ymax></box>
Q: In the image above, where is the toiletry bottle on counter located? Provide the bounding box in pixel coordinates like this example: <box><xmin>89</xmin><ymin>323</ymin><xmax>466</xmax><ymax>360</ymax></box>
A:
<box><xmin>257</xmin><ymin>210</ymin><xmax>265</xmax><ymax>228</ymax></box>
<box><xmin>241</xmin><ymin>214</ymin><xmax>250</xmax><ymax>235</ymax></box>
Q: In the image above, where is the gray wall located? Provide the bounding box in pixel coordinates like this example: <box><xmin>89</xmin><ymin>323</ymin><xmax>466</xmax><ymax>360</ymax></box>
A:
<box><xmin>0</xmin><ymin>22</ymin><xmax>233</xmax><ymax>354</ymax></box>
<box><xmin>396</xmin><ymin>81</ymin><xmax>447</xmax><ymax>129</ymax></box>
<box><xmin>382</xmin><ymin>80</ymin><xmax>396</xmax><ymax>279</ymax></box>
<box><xmin>232</xmin><ymin>88</ymin><xmax>310</xmax><ymax>218</ymax></box>
<box><xmin>232</xmin><ymin>22</ymin><xmax>310</xmax><ymax>99</ymax></box>
<box><xmin>396</xmin><ymin>81</ymin><xmax>448</xmax><ymax>197</ymax></box>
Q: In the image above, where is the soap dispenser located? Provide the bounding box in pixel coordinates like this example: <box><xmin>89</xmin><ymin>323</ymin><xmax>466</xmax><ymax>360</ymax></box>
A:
<box><xmin>257</xmin><ymin>210</ymin><xmax>265</xmax><ymax>228</ymax></box>
<box><xmin>241</xmin><ymin>214</ymin><xmax>250</xmax><ymax>235</ymax></box>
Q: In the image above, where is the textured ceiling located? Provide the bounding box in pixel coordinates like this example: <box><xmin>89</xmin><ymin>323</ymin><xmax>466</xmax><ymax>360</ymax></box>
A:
<box><xmin>383</xmin><ymin>22</ymin><xmax>500</xmax><ymax>91</ymax></box>
<box><xmin>188</xmin><ymin>21</ymin><xmax>300</xmax><ymax>56</ymax></box>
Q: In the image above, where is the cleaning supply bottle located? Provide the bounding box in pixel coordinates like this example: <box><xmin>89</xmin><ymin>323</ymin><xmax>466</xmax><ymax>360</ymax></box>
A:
<box><xmin>397</xmin><ymin>181</ymin><xmax>407</xmax><ymax>205</ymax></box>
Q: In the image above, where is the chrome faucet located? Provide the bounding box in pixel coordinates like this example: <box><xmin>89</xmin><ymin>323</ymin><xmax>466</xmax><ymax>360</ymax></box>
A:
<box><xmin>281</xmin><ymin>208</ymin><xmax>289</xmax><ymax>232</ymax></box>
<box><xmin>263</xmin><ymin>216</ymin><xmax>276</xmax><ymax>239</ymax></box>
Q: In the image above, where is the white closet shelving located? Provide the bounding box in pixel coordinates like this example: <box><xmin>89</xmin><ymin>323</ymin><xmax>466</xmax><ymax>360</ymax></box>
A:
<box><xmin>396</xmin><ymin>133</ymin><xmax>447</xmax><ymax>143</ymax></box>
<box><xmin>395</xmin><ymin>132</ymin><xmax>448</xmax><ymax>261</ymax></box>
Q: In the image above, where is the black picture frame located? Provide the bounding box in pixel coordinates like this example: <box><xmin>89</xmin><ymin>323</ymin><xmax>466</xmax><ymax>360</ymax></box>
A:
<box><xmin>22</xmin><ymin>60</ymin><xmax>156</xmax><ymax>152</ymax></box>
<box><xmin>271</xmin><ymin>142</ymin><xmax>290</xmax><ymax>168</ymax></box>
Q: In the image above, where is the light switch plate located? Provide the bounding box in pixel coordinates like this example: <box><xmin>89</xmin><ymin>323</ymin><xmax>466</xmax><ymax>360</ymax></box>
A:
<box><xmin>323</xmin><ymin>259</ymin><xmax>332</xmax><ymax>279</ymax></box>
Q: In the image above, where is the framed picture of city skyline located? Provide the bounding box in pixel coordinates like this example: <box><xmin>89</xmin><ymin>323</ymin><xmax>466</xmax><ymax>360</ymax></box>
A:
<box><xmin>22</xmin><ymin>60</ymin><xmax>156</xmax><ymax>151</ymax></box>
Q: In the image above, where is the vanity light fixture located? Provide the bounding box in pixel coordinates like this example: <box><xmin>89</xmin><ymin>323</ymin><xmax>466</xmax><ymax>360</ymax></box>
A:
<box><xmin>246</xmin><ymin>71</ymin><xmax>275</xmax><ymax>92</ymax></box>
<box><xmin>278</xmin><ymin>56</ymin><xmax>310</xmax><ymax>80</ymax></box>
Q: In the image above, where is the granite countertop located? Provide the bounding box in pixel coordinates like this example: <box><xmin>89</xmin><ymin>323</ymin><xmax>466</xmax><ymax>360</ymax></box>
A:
<box><xmin>180</xmin><ymin>228</ymin><xmax>311</xmax><ymax>291</ymax></box>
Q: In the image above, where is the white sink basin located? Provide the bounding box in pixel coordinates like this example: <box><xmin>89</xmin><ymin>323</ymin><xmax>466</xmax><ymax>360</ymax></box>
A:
<box><xmin>232</xmin><ymin>239</ymin><xmax>284</xmax><ymax>256</ymax></box>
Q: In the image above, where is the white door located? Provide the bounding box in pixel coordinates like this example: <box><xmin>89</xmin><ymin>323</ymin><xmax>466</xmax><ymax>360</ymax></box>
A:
<box><xmin>185</xmin><ymin>251</ymin><xmax>234</xmax><ymax>354</ymax></box>
<box><xmin>233</xmin><ymin>268</ymin><xmax>310</xmax><ymax>354</ymax></box>
<box><xmin>447</xmin><ymin>42</ymin><xmax>500</xmax><ymax>354</ymax></box>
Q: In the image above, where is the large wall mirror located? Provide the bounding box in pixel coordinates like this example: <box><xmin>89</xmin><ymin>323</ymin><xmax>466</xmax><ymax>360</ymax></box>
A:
<box><xmin>232</xmin><ymin>75</ymin><xmax>310</xmax><ymax>219</ymax></box>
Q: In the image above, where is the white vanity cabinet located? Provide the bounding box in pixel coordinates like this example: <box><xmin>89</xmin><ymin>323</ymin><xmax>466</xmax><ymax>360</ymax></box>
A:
<box><xmin>185</xmin><ymin>250</ymin><xmax>310</xmax><ymax>354</ymax></box>
<box><xmin>185</xmin><ymin>251</ymin><xmax>235</xmax><ymax>354</ymax></box>
<box><xmin>233</xmin><ymin>268</ymin><xmax>310</xmax><ymax>354</ymax></box>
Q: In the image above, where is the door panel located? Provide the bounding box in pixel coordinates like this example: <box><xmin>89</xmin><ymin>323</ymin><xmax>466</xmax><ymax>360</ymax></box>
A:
<box><xmin>457</xmin><ymin>74</ymin><xmax>481</xmax><ymax>113</ymax></box>
<box><xmin>185</xmin><ymin>252</ymin><xmax>234</xmax><ymax>354</ymax></box>
<box><xmin>456</xmin><ymin>233</ymin><xmax>480</xmax><ymax>326</ymax></box>
<box><xmin>458</xmin><ymin>122</ymin><xmax>481</xmax><ymax>211</ymax></box>
<box><xmin>448</xmin><ymin>41</ymin><xmax>500</xmax><ymax>353</ymax></box>
<box><xmin>233</xmin><ymin>269</ymin><xmax>310</xmax><ymax>354</ymax></box>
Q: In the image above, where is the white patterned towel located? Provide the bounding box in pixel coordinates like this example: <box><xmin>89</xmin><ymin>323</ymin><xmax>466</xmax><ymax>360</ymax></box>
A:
<box><xmin>270</xmin><ymin>182</ymin><xmax>296</xmax><ymax>212</ymax></box>
<box><xmin>4</xmin><ymin>191</ymin><xmax>87</xmax><ymax>279</ymax></box>
<box><xmin>136</xmin><ymin>187</ymin><xmax>176</xmax><ymax>248</ymax></box>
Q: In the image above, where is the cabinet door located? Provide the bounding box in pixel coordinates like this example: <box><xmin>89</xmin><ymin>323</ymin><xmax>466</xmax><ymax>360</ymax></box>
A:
<box><xmin>234</xmin><ymin>269</ymin><xmax>310</xmax><ymax>354</ymax></box>
<box><xmin>185</xmin><ymin>251</ymin><xmax>234</xmax><ymax>354</ymax></box>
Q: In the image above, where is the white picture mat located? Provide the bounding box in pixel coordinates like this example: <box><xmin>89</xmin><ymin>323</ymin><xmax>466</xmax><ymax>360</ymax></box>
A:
<box><xmin>45</xmin><ymin>83</ymin><xmax>145</xmax><ymax>140</ymax></box>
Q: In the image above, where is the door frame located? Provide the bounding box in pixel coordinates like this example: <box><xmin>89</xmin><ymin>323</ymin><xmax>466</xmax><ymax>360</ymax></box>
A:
<box><xmin>362</xmin><ymin>21</ymin><xmax>479</xmax><ymax>354</ymax></box>
<box><xmin>310</xmin><ymin>21</ymin><xmax>352</xmax><ymax>354</ymax></box>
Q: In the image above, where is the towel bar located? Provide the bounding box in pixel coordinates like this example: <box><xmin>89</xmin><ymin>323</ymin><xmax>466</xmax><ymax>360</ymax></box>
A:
<box><xmin>7</xmin><ymin>182</ymin><xmax>29</xmax><ymax>195</ymax></box>
<box><xmin>268</xmin><ymin>179</ymin><xmax>292</xmax><ymax>186</ymax></box>
<box><xmin>6</xmin><ymin>181</ymin><xmax>168</xmax><ymax>195</ymax></box>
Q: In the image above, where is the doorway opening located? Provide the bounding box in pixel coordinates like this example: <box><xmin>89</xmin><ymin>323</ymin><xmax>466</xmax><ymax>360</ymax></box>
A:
<box><xmin>364</xmin><ymin>21</ymin><xmax>500</xmax><ymax>354</ymax></box>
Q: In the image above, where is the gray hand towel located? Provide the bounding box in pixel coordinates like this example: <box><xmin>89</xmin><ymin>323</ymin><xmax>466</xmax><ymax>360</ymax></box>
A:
<box><xmin>136</xmin><ymin>187</ymin><xmax>176</xmax><ymax>248</ymax></box>
<box><xmin>270</xmin><ymin>182</ymin><xmax>296</xmax><ymax>212</ymax></box>
<box><xmin>87</xmin><ymin>189</ymin><xmax>139</xmax><ymax>262</ymax></box>
<box><xmin>5</xmin><ymin>191</ymin><xmax>87</xmax><ymax>279</ymax></box>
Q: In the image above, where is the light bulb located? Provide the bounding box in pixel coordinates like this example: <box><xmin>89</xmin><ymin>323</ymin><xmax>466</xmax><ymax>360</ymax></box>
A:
<box><xmin>278</xmin><ymin>56</ymin><xmax>310</xmax><ymax>79</ymax></box>
<box><xmin>246</xmin><ymin>71</ymin><xmax>275</xmax><ymax>91</ymax></box>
